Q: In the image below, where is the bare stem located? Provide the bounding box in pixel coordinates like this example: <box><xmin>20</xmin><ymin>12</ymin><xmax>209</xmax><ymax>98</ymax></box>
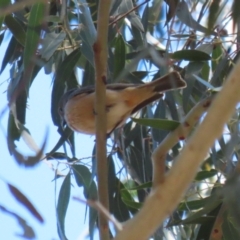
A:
<box><xmin>94</xmin><ymin>1</ymin><xmax>111</xmax><ymax>240</ymax></box>
<box><xmin>152</xmin><ymin>96</ymin><xmax>214</xmax><ymax>187</ymax></box>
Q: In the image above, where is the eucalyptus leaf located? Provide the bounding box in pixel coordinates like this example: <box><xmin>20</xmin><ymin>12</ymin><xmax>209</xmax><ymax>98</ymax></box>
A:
<box><xmin>40</xmin><ymin>32</ymin><xmax>66</xmax><ymax>61</ymax></box>
<box><xmin>4</xmin><ymin>15</ymin><xmax>26</xmax><ymax>46</ymax></box>
<box><xmin>171</xmin><ymin>50</ymin><xmax>211</xmax><ymax>61</ymax></box>
<box><xmin>57</xmin><ymin>173</ymin><xmax>71</xmax><ymax>240</ymax></box>
<box><xmin>132</xmin><ymin>118</ymin><xmax>180</xmax><ymax>131</ymax></box>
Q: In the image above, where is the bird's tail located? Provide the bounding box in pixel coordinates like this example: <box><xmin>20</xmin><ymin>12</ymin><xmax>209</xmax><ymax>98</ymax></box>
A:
<box><xmin>138</xmin><ymin>71</ymin><xmax>186</xmax><ymax>93</ymax></box>
<box><xmin>126</xmin><ymin>71</ymin><xmax>186</xmax><ymax>113</ymax></box>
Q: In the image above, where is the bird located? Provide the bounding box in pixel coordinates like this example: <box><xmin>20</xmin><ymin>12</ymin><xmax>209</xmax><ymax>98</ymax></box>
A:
<box><xmin>58</xmin><ymin>71</ymin><xmax>186</xmax><ymax>135</ymax></box>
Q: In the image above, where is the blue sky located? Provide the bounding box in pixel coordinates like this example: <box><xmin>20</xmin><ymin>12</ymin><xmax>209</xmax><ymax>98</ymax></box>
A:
<box><xmin>0</xmin><ymin>35</ymin><xmax>96</xmax><ymax>240</ymax></box>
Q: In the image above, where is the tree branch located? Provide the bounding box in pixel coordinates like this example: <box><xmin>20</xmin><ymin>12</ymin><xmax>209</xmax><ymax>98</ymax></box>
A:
<box><xmin>93</xmin><ymin>1</ymin><xmax>111</xmax><ymax>240</ymax></box>
<box><xmin>152</xmin><ymin>96</ymin><xmax>214</xmax><ymax>187</ymax></box>
<box><xmin>114</xmin><ymin>59</ymin><xmax>240</xmax><ymax>240</ymax></box>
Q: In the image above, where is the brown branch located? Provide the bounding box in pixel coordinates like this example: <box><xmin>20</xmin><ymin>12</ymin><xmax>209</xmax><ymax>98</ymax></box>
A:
<box><xmin>114</xmin><ymin>55</ymin><xmax>240</xmax><ymax>240</ymax></box>
<box><xmin>152</xmin><ymin>96</ymin><xmax>214</xmax><ymax>187</ymax></box>
<box><xmin>93</xmin><ymin>1</ymin><xmax>111</xmax><ymax>240</ymax></box>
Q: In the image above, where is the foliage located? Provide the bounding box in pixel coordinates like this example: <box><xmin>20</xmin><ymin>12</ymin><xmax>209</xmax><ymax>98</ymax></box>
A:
<box><xmin>1</xmin><ymin>0</ymin><xmax>240</xmax><ymax>239</ymax></box>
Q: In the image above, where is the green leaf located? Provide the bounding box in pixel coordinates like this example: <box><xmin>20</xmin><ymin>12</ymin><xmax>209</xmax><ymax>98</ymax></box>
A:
<box><xmin>121</xmin><ymin>184</ymin><xmax>142</xmax><ymax>210</ymax></box>
<box><xmin>4</xmin><ymin>15</ymin><xmax>26</xmax><ymax>46</ymax></box>
<box><xmin>171</xmin><ymin>50</ymin><xmax>211</xmax><ymax>61</ymax></box>
<box><xmin>7</xmin><ymin>111</ymin><xmax>20</xmax><ymax>144</ymax></box>
<box><xmin>78</xmin><ymin>3</ymin><xmax>96</xmax><ymax>66</ymax></box>
<box><xmin>208</xmin><ymin>0</ymin><xmax>221</xmax><ymax>32</ymax></box>
<box><xmin>51</xmin><ymin>49</ymin><xmax>81</xmax><ymax>127</ymax></box>
<box><xmin>132</xmin><ymin>118</ymin><xmax>180</xmax><ymax>131</ymax></box>
<box><xmin>212</xmin><ymin>41</ymin><xmax>223</xmax><ymax>72</ymax></box>
<box><xmin>45</xmin><ymin>127</ymin><xmax>73</xmax><ymax>157</ymax></box>
<box><xmin>113</xmin><ymin>186</ymin><xmax>131</xmax><ymax>221</ymax></box>
<box><xmin>72</xmin><ymin>165</ymin><xmax>97</xmax><ymax>200</ymax></box>
<box><xmin>72</xmin><ymin>164</ymin><xmax>97</xmax><ymax>240</ymax></box>
<box><xmin>175</xmin><ymin>195</ymin><xmax>223</xmax><ymax>225</ymax></box>
<box><xmin>40</xmin><ymin>32</ymin><xmax>66</xmax><ymax>61</ymax></box>
<box><xmin>147</xmin><ymin>0</ymin><xmax>163</xmax><ymax>27</ymax></box>
<box><xmin>124</xmin><ymin>181</ymin><xmax>152</xmax><ymax>191</ymax></box>
<box><xmin>0</xmin><ymin>0</ymin><xmax>10</xmax><ymax>28</ymax></box>
<box><xmin>195</xmin><ymin>169</ymin><xmax>218</xmax><ymax>181</ymax></box>
<box><xmin>196</xmin><ymin>203</ymin><xmax>222</xmax><ymax>239</ymax></box>
<box><xmin>176</xmin><ymin>1</ymin><xmax>215</xmax><ymax>36</ymax></box>
<box><xmin>118</xmin><ymin>0</ymin><xmax>144</xmax><ymax>32</ymax></box>
<box><xmin>151</xmin><ymin>98</ymin><xmax>168</xmax><ymax>142</ymax></box>
<box><xmin>178</xmin><ymin>197</ymin><xmax>213</xmax><ymax>211</ymax></box>
<box><xmin>57</xmin><ymin>173</ymin><xmax>71</xmax><ymax>240</ymax></box>
<box><xmin>113</xmin><ymin>34</ymin><xmax>126</xmax><ymax>78</ymax></box>
<box><xmin>232</xmin><ymin>0</ymin><xmax>240</xmax><ymax>29</ymax></box>
<box><xmin>1</xmin><ymin>36</ymin><xmax>18</xmax><ymax>74</ymax></box>
<box><xmin>82</xmin><ymin>59</ymin><xmax>95</xmax><ymax>87</ymax></box>
<box><xmin>110</xmin><ymin>178</ymin><xmax>131</xmax><ymax>222</ymax></box>
<box><xmin>72</xmin><ymin>165</ymin><xmax>91</xmax><ymax>188</ymax></box>
<box><xmin>201</xmin><ymin>62</ymin><xmax>210</xmax><ymax>81</ymax></box>
<box><xmin>121</xmin><ymin>197</ymin><xmax>142</xmax><ymax>210</ymax></box>
<box><xmin>23</xmin><ymin>3</ymin><xmax>45</xmax><ymax>72</ymax></box>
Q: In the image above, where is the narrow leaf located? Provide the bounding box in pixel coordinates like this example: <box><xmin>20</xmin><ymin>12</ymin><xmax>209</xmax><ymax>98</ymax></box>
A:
<box><xmin>208</xmin><ymin>0</ymin><xmax>221</xmax><ymax>32</ymax></box>
<box><xmin>171</xmin><ymin>50</ymin><xmax>211</xmax><ymax>61</ymax></box>
<box><xmin>195</xmin><ymin>170</ymin><xmax>218</xmax><ymax>181</ymax></box>
<box><xmin>8</xmin><ymin>183</ymin><xmax>44</xmax><ymax>223</ymax></box>
<box><xmin>176</xmin><ymin>0</ymin><xmax>216</xmax><ymax>36</ymax></box>
<box><xmin>57</xmin><ymin>173</ymin><xmax>71</xmax><ymax>240</ymax></box>
<box><xmin>113</xmin><ymin>34</ymin><xmax>126</xmax><ymax>78</ymax></box>
<box><xmin>23</xmin><ymin>3</ymin><xmax>45</xmax><ymax>74</ymax></box>
<box><xmin>1</xmin><ymin>36</ymin><xmax>18</xmax><ymax>74</ymax></box>
<box><xmin>178</xmin><ymin>197</ymin><xmax>213</xmax><ymax>211</ymax></box>
<box><xmin>132</xmin><ymin>118</ymin><xmax>180</xmax><ymax>131</ymax></box>
<box><xmin>211</xmin><ymin>41</ymin><xmax>223</xmax><ymax>72</ymax></box>
<box><xmin>4</xmin><ymin>15</ymin><xmax>26</xmax><ymax>46</ymax></box>
<box><xmin>121</xmin><ymin>197</ymin><xmax>142</xmax><ymax>210</ymax></box>
<box><xmin>123</xmin><ymin>181</ymin><xmax>152</xmax><ymax>191</ymax></box>
<box><xmin>40</xmin><ymin>32</ymin><xmax>66</xmax><ymax>61</ymax></box>
<box><xmin>0</xmin><ymin>0</ymin><xmax>10</xmax><ymax>29</ymax></box>
<box><xmin>51</xmin><ymin>49</ymin><xmax>81</xmax><ymax>127</ymax></box>
<box><xmin>78</xmin><ymin>1</ymin><xmax>97</xmax><ymax>66</ymax></box>
<box><xmin>72</xmin><ymin>165</ymin><xmax>97</xmax><ymax>200</ymax></box>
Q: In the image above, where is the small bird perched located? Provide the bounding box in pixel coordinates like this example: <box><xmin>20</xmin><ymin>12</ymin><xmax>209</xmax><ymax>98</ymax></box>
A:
<box><xmin>58</xmin><ymin>71</ymin><xmax>186</xmax><ymax>135</ymax></box>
